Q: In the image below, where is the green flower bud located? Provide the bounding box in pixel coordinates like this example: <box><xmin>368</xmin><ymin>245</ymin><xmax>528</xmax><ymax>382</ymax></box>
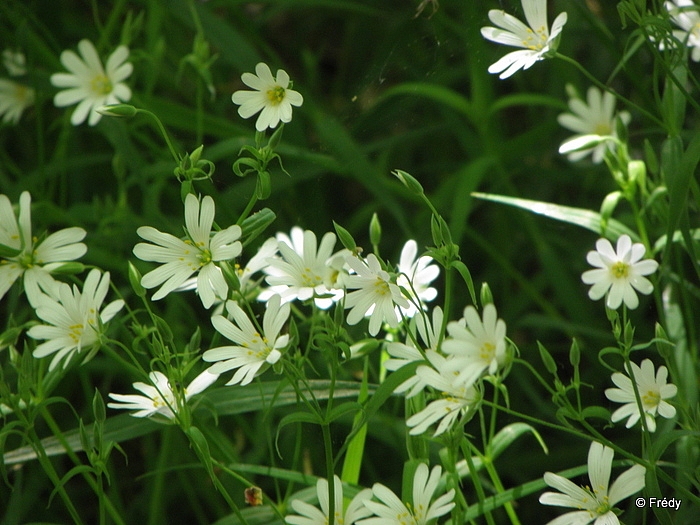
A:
<box><xmin>369</xmin><ymin>213</ymin><xmax>381</xmax><ymax>247</ymax></box>
<box><xmin>128</xmin><ymin>261</ymin><xmax>147</xmax><ymax>297</ymax></box>
<box><xmin>392</xmin><ymin>169</ymin><xmax>424</xmax><ymax>195</ymax></box>
<box><xmin>96</xmin><ymin>104</ymin><xmax>137</xmax><ymax>118</ymax></box>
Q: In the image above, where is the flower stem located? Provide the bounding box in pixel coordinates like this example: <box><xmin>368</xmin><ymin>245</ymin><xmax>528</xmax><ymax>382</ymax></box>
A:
<box><xmin>555</xmin><ymin>53</ymin><xmax>665</xmax><ymax>128</ymax></box>
<box><xmin>135</xmin><ymin>108</ymin><xmax>180</xmax><ymax>163</ymax></box>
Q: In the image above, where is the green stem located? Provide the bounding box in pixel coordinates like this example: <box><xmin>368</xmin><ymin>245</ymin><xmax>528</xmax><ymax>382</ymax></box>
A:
<box><xmin>135</xmin><ymin>109</ymin><xmax>180</xmax><ymax>162</ymax></box>
<box><xmin>461</xmin><ymin>439</ymin><xmax>496</xmax><ymax>525</ymax></box>
<box><xmin>40</xmin><ymin>407</ymin><xmax>126</xmax><ymax>525</ymax></box>
<box><xmin>438</xmin><ymin>265</ymin><xmax>453</xmax><ymax>350</ymax></box>
<box><xmin>237</xmin><ymin>193</ymin><xmax>259</xmax><ymax>225</ymax></box>
<box><xmin>321</xmin><ymin>423</ymin><xmax>336</xmax><ymax>525</ymax></box>
<box><xmin>555</xmin><ymin>53</ymin><xmax>665</xmax><ymax>128</ymax></box>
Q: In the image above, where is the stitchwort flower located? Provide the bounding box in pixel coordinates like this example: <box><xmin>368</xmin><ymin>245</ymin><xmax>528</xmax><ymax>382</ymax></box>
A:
<box><xmin>406</xmin><ymin>351</ymin><xmax>480</xmax><ymax>436</ymax></box>
<box><xmin>558</xmin><ymin>85</ymin><xmax>631</xmax><ymax>164</ymax></box>
<box><xmin>133</xmin><ymin>193</ymin><xmax>242</xmax><ymax>309</ymax></box>
<box><xmin>359</xmin><ymin>463</ymin><xmax>455</xmax><ymax>525</ymax></box>
<box><xmin>480</xmin><ymin>0</ymin><xmax>567</xmax><ymax>79</ymax></box>
<box><xmin>27</xmin><ymin>269</ymin><xmax>124</xmax><ymax>371</ymax></box>
<box><xmin>232</xmin><ymin>62</ymin><xmax>303</xmax><ymax>131</ymax></box>
<box><xmin>581</xmin><ymin>235</ymin><xmax>658</xmax><ymax>310</ymax></box>
<box><xmin>51</xmin><ymin>39</ymin><xmax>132</xmax><ymax>126</ymax></box>
<box><xmin>0</xmin><ymin>79</ymin><xmax>34</xmax><ymax>124</ymax></box>
<box><xmin>665</xmin><ymin>0</ymin><xmax>700</xmax><ymax>62</ymax></box>
<box><xmin>108</xmin><ymin>369</ymin><xmax>218</xmax><ymax>421</ymax></box>
<box><xmin>605</xmin><ymin>359</ymin><xmax>677</xmax><ymax>432</ymax></box>
<box><xmin>441</xmin><ymin>303</ymin><xmax>508</xmax><ymax>388</ymax></box>
<box><xmin>285</xmin><ymin>475</ymin><xmax>372</xmax><ymax>525</ymax></box>
<box><xmin>539</xmin><ymin>441</ymin><xmax>646</xmax><ymax>525</ymax></box>
<box><xmin>344</xmin><ymin>254</ymin><xmax>410</xmax><ymax>336</ymax></box>
<box><xmin>263</xmin><ymin>227</ymin><xmax>341</xmax><ymax>308</ymax></box>
<box><xmin>0</xmin><ymin>191</ymin><xmax>87</xmax><ymax>307</ymax></box>
<box><xmin>395</xmin><ymin>240</ymin><xmax>439</xmax><ymax>317</ymax></box>
<box><xmin>203</xmin><ymin>294</ymin><xmax>290</xmax><ymax>386</ymax></box>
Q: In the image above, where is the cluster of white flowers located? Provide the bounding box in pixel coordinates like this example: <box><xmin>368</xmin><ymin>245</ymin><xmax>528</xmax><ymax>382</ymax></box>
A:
<box><xmin>285</xmin><ymin>464</ymin><xmax>454</xmax><ymax>525</ymax></box>
<box><xmin>385</xmin><ymin>301</ymin><xmax>507</xmax><ymax>437</ymax></box>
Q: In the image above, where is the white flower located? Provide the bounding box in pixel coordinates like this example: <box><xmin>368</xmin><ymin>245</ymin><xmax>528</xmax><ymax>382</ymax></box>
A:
<box><xmin>665</xmin><ymin>0</ymin><xmax>700</xmax><ymax>62</ymax></box>
<box><xmin>177</xmin><ymin>236</ymin><xmax>278</xmax><ymax>303</ymax></box>
<box><xmin>203</xmin><ymin>294</ymin><xmax>290</xmax><ymax>386</ymax></box>
<box><xmin>285</xmin><ymin>475</ymin><xmax>372</xmax><ymax>525</ymax></box>
<box><xmin>406</xmin><ymin>351</ymin><xmax>479</xmax><ymax>436</ymax></box>
<box><xmin>605</xmin><ymin>359</ymin><xmax>677</xmax><ymax>432</ymax></box>
<box><xmin>480</xmin><ymin>0</ymin><xmax>568</xmax><ymax>79</ymax></box>
<box><xmin>51</xmin><ymin>39</ymin><xmax>132</xmax><ymax>126</ymax></box>
<box><xmin>581</xmin><ymin>235</ymin><xmax>658</xmax><ymax>310</ymax></box>
<box><xmin>344</xmin><ymin>254</ymin><xmax>410</xmax><ymax>336</ymax></box>
<box><xmin>385</xmin><ymin>307</ymin><xmax>444</xmax><ymax>397</ymax></box>
<box><xmin>232</xmin><ymin>62</ymin><xmax>303</xmax><ymax>131</ymax></box>
<box><xmin>3</xmin><ymin>50</ymin><xmax>27</xmax><ymax>77</ymax></box>
<box><xmin>134</xmin><ymin>193</ymin><xmax>242</xmax><ymax>309</ymax></box>
<box><xmin>263</xmin><ymin>227</ymin><xmax>341</xmax><ymax>308</ymax></box>
<box><xmin>27</xmin><ymin>269</ymin><xmax>124</xmax><ymax>371</ymax></box>
<box><xmin>539</xmin><ymin>441</ymin><xmax>646</xmax><ymax>525</ymax></box>
<box><xmin>0</xmin><ymin>191</ymin><xmax>87</xmax><ymax>307</ymax></box>
<box><xmin>441</xmin><ymin>304</ymin><xmax>508</xmax><ymax>388</ymax></box>
<box><xmin>395</xmin><ymin>240</ymin><xmax>439</xmax><ymax>317</ymax></box>
<box><xmin>359</xmin><ymin>464</ymin><xmax>455</xmax><ymax>525</ymax></box>
<box><xmin>0</xmin><ymin>79</ymin><xmax>34</xmax><ymax>124</ymax></box>
<box><xmin>558</xmin><ymin>85</ymin><xmax>631</xmax><ymax>164</ymax></box>
<box><xmin>107</xmin><ymin>369</ymin><xmax>218</xmax><ymax>420</ymax></box>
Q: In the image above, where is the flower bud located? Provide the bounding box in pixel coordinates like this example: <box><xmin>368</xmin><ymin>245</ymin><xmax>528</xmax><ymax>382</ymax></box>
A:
<box><xmin>369</xmin><ymin>213</ymin><xmax>381</xmax><ymax>247</ymax></box>
<box><xmin>393</xmin><ymin>169</ymin><xmax>424</xmax><ymax>195</ymax></box>
<box><xmin>96</xmin><ymin>104</ymin><xmax>137</xmax><ymax>118</ymax></box>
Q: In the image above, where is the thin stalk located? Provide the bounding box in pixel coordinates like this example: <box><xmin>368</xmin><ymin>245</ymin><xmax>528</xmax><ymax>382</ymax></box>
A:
<box><xmin>555</xmin><ymin>53</ymin><xmax>665</xmax><ymax>128</ymax></box>
<box><xmin>40</xmin><ymin>407</ymin><xmax>126</xmax><ymax>525</ymax></box>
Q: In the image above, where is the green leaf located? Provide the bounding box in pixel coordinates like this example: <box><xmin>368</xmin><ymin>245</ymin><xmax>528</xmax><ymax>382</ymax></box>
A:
<box><xmin>581</xmin><ymin>406</ymin><xmax>611</xmax><ymax>422</ymax></box>
<box><xmin>4</xmin><ymin>380</ymin><xmax>369</xmax><ymax>465</ymax></box>
<box><xmin>380</xmin><ymin>83</ymin><xmax>475</xmax><ymax>122</ymax></box>
<box><xmin>186</xmin><ymin>426</ymin><xmax>214</xmax><ymax>478</ymax></box>
<box><xmin>449</xmin><ymin>260</ymin><xmax>477</xmax><ymax>306</ymax></box>
<box><xmin>278</xmin><ymin>411</ymin><xmax>324</xmax><ymax>430</ymax></box>
<box><xmin>471</xmin><ymin>192</ymin><xmax>638</xmax><ymax>241</ymax></box>
<box><xmin>240</xmin><ymin>207</ymin><xmax>276</xmax><ymax>246</ymax></box>
<box><xmin>48</xmin><ymin>465</ymin><xmax>95</xmax><ymax>506</ymax></box>
<box><xmin>341</xmin><ymin>359</ymin><xmax>369</xmax><ymax>485</ymax></box>
<box><xmin>463</xmin><ymin>463</ymin><xmax>589</xmax><ymax>520</ymax></box>
<box><xmin>326</xmin><ymin>402</ymin><xmax>362</xmax><ymax>424</ymax></box>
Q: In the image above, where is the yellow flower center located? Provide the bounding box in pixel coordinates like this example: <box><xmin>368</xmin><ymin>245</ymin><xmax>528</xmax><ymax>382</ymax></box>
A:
<box><xmin>266</xmin><ymin>86</ymin><xmax>286</xmax><ymax>105</ymax></box>
<box><xmin>480</xmin><ymin>341</ymin><xmax>495</xmax><ymax>361</ymax></box>
<box><xmin>91</xmin><ymin>74</ymin><xmax>113</xmax><ymax>95</ymax></box>
<box><xmin>68</xmin><ymin>323</ymin><xmax>84</xmax><ymax>343</ymax></box>
<box><xmin>611</xmin><ymin>261</ymin><xmax>629</xmax><ymax>279</ymax></box>
<box><xmin>642</xmin><ymin>389</ymin><xmax>660</xmax><ymax>408</ymax></box>
<box><xmin>522</xmin><ymin>25</ymin><xmax>549</xmax><ymax>51</ymax></box>
<box><xmin>594</xmin><ymin>122</ymin><xmax>611</xmax><ymax>135</ymax></box>
<box><xmin>198</xmin><ymin>248</ymin><xmax>212</xmax><ymax>266</ymax></box>
<box><xmin>300</xmin><ymin>266</ymin><xmax>323</xmax><ymax>287</ymax></box>
<box><xmin>374</xmin><ymin>276</ymin><xmax>390</xmax><ymax>296</ymax></box>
